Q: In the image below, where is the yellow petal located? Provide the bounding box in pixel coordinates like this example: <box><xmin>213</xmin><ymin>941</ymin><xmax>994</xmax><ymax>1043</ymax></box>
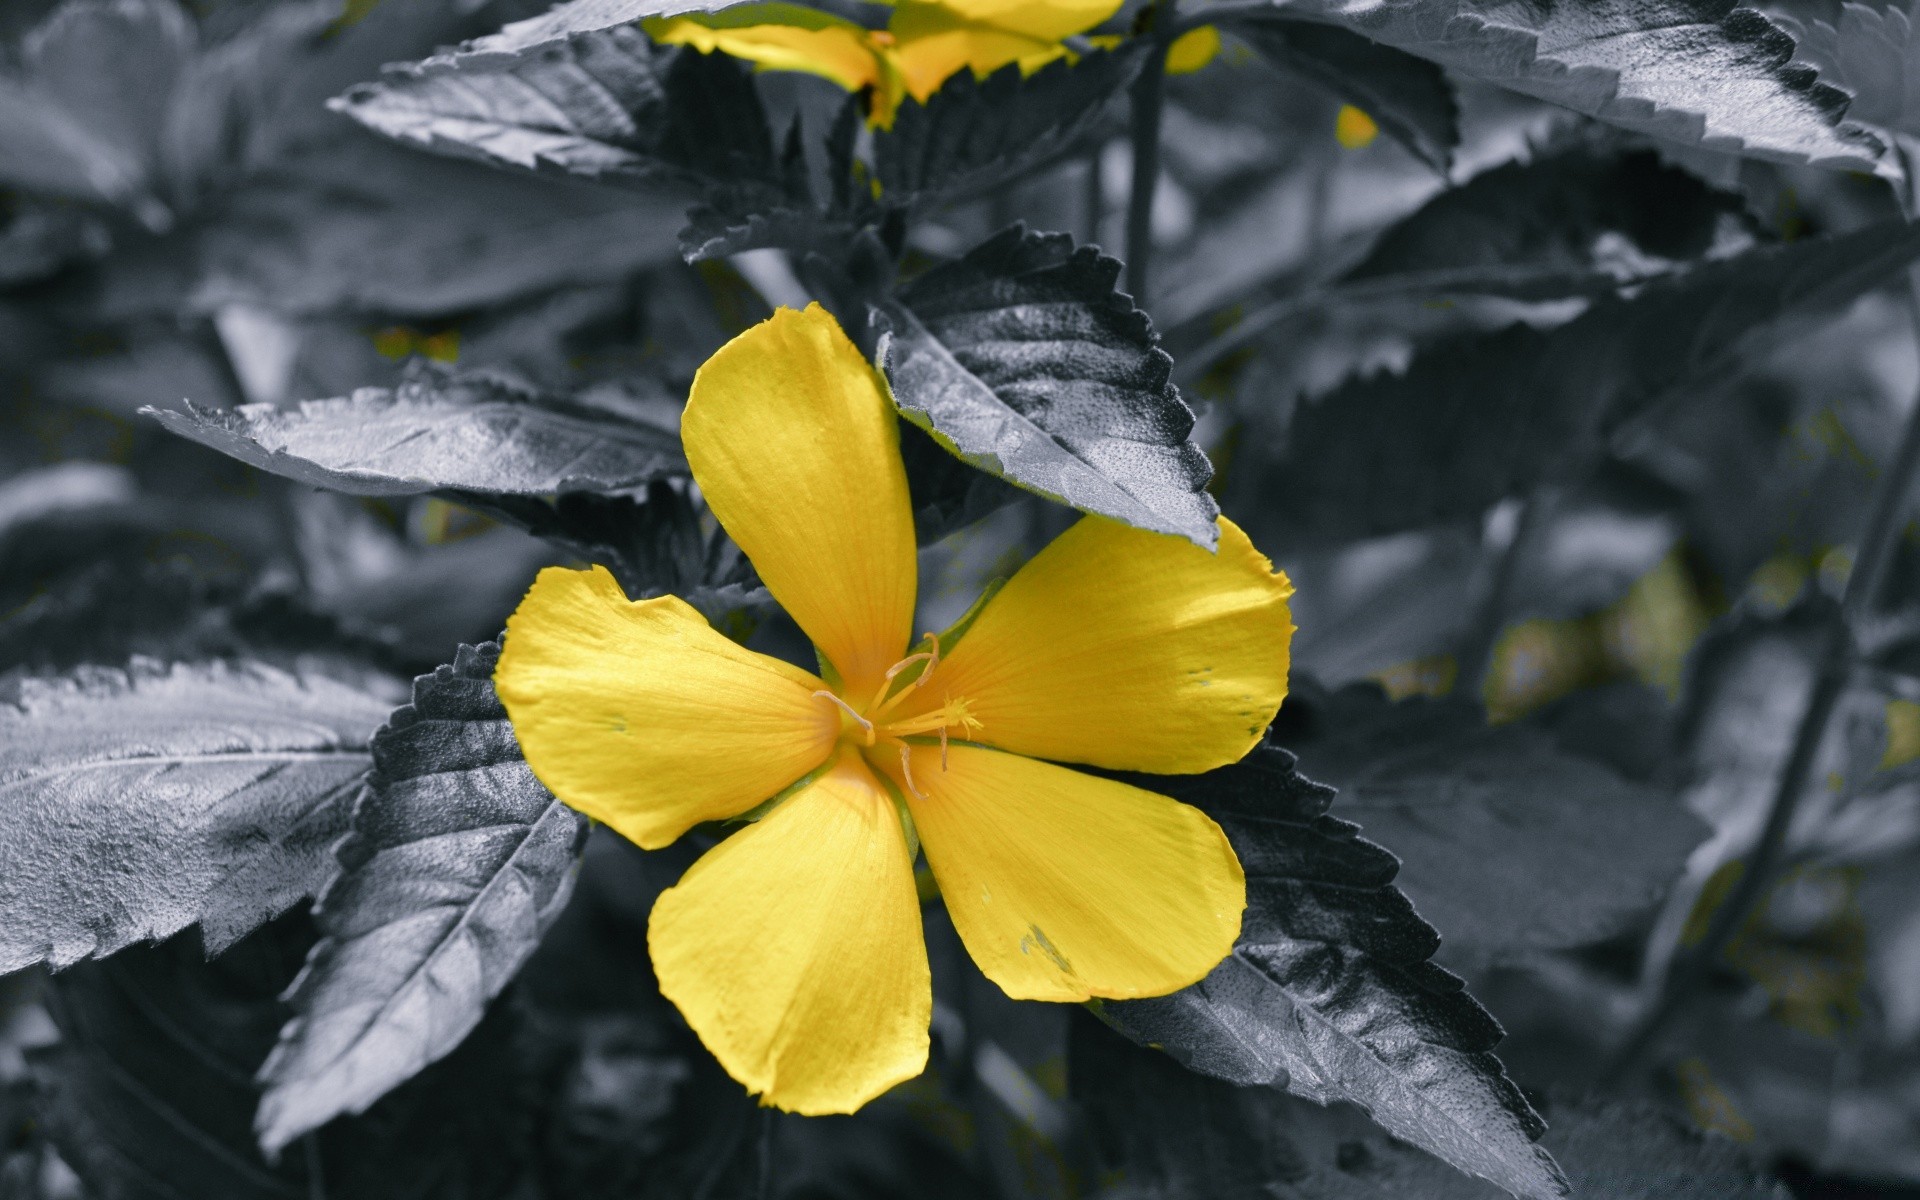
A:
<box><xmin>682</xmin><ymin>304</ymin><xmax>917</xmax><ymax>700</ymax></box>
<box><xmin>1336</xmin><ymin>104</ymin><xmax>1379</xmax><ymax>149</ymax></box>
<box><xmin>650</xmin><ymin>750</ymin><xmax>931</xmax><ymax>1113</ymax></box>
<box><xmin>645</xmin><ymin>6</ymin><xmax>883</xmax><ymax>94</ymax></box>
<box><xmin>895</xmin><ymin>515</ymin><xmax>1293</xmax><ymax>774</ymax></box>
<box><xmin>496</xmin><ymin>565</ymin><xmax>837</xmax><ymax>849</ymax></box>
<box><xmin>894</xmin><ymin>742</ymin><xmax>1243</xmax><ymax>1002</ymax></box>
<box><xmin>1165</xmin><ymin>24</ymin><xmax>1220</xmax><ymax>75</ymax></box>
<box><xmin>887</xmin><ymin>0</ymin><xmax>1120</xmax><ymax>100</ymax></box>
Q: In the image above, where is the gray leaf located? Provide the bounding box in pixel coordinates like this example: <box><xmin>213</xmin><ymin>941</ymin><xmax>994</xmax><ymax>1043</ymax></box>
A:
<box><xmin>432</xmin><ymin>0</ymin><xmax>758</xmax><ymax>66</ymax></box>
<box><xmin>880</xmin><ymin>225</ymin><xmax>1219</xmax><ymax>548</ymax></box>
<box><xmin>254</xmin><ymin>641</ymin><xmax>585</xmax><ymax>1154</ymax></box>
<box><xmin>1289</xmin><ymin>685</ymin><xmax>1708</xmax><ymax>961</ymax></box>
<box><xmin>144</xmin><ymin>367</ymin><xmax>685</xmax><ymax>499</ymax></box>
<box><xmin>1100</xmin><ymin>745</ymin><xmax>1569</xmax><ymax>1200</ymax></box>
<box><xmin>0</xmin><ymin>659</ymin><xmax>392</xmax><ymax>974</ymax></box>
<box><xmin>1280</xmin><ymin>0</ymin><xmax>1882</xmax><ymax>171</ymax></box>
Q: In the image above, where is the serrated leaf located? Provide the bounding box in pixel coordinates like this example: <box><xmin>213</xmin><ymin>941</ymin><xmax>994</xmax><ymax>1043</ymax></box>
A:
<box><xmin>873</xmin><ymin>49</ymin><xmax>1142</xmax><ymax>206</ymax></box>
<box><xmin>435</xmin><ymin>0</ymin><xmax>757</xmax><ymax>65</ymax></box>
<box><xmin>1099</xmin><ymin>743</ymin><xmax>1567</xmax><ymax>1200</ymax></box>
<box><xmin>879</xmin><ymin>225</ymin><xmax>1219</xmax><ymax>548</ymax></box>
<box><xmin>333</xmin><ymin>32</ymin><xmax>789</xmax><ymax>200</ymax></box>
<box><xmin>254</xmin><ymin>641</ymin><xmax>585</xmax><ymax>1154</ymax></box>
<box><xmin>33</xmin><ymin>916</ymin><xmax>533</xmax><ymax>1200</ymax></box>
<box><xmin>143</xmin><ymin>367</ymin><xmax>685</xmax><ymax>499</ymax></box>
<box><xmin>1283</xmin><ymin>684</ymin><xmax>1708</xmax><ymax>961</ymax></box>
<box><xmin>1265</xmin><ymin>220</ymin><xmax>1920</xmax><ymax>543</ymax></box>
<box><xmin>0</xmin><ymin>660</ymin><xmax>393</xmax><ymax>974</ymax></box>
<box><xmin>1344</xmin><ymin>134</ymin><xmax>1754</xmax><ymax>300</ymax></box>
<box><xmin>1280</xmin><ymin>0</ymin><xmax>1881</xmax><ymax>171</ymax></box>
<box><xmin>1778</xmin><ymin>2</ymin><xmax>1920</xmax><ymax>138</ymax></box>
<box><xmin>1225</xmin><ymin>14</ymin><xmax>1459</xmax><ymax>171</ymax></box>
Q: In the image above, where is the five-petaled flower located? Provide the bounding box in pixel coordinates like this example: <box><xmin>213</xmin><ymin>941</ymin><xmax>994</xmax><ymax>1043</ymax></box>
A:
<box><xmin>495</xmin><ymin>304</ymin><xmax>1294</xmax><ymax>1113</ymax></box>
<box><xmin>645</xmin><ymin>0</ymin><xmax>1123</xmax><ymax>127</ymax></box>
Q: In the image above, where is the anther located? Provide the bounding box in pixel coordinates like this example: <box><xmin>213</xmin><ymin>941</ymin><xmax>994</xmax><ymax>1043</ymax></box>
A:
<box><xmin>812</xmin><ymin>690</ymin><xmax>875</xmax><ymax>745</ymax></box>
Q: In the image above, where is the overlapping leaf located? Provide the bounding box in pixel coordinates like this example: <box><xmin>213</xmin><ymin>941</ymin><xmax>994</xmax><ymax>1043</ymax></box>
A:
<box><xmin>1224</xmin><ymin>14</ymin><xmax>1459</xmax><ymax>171</ymax></box>
<box><xmin>873</xmin><ymin>49</ymin><xmax>1144</xmax><ymax>206</ymax></box>
<box><xmin>1266</xmin><ymin>220</ymin><xmax>1920</xmax><ymax>542</ymax></box>
<box><xmin>1284</xmin><ymin>685</ymin><xmax>1707</xmax><ymax>960</ymax></box>
<box><xmin>33</xmin><ymin>917</ymin><xmax>532</xmax><ymax>1200</ymax></box>
<box><xmin>879</xmin><ymin>225</ymin><xmax>1219</xmax><ymax>548</ymax></box>
<box><xmin>1282</xmin><ymin>0</ymin><xmax>1881</xmax><ymax>171</ymax></box>
<box><xmin>144</xmin><ymin>367</ymin><xmax>685</xmax><ymax>499</ymax></box>
<box><xmin>431</xmin><ymin>0</ymin><xmax>756</xmax><ymax>66</ymax></box>
<box><xmin>1099</xmin><ymin>744</ymin><xmax>1568</xmax><ymax>1200</ymax></box>
<box><xmin>255</xmin><ymin>641</ymin><xmax>584</xmax><ymax>1153</ymax></box>
<box><xmin>0</xmin><ymin>660</ymin><xmax>393</xmax><ymax>974</ymax></box>
<box><xmin>1779</xmin><ymin>2</ymin><xmax>1920</xmax><ymax>138</ymax></box>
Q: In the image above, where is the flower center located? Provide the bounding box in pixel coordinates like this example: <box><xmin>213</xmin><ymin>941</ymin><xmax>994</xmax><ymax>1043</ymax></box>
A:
<box><xmin>811</xmin><ymin>639</ymin><xmax>981</xmax><ymax>797</ymax></box>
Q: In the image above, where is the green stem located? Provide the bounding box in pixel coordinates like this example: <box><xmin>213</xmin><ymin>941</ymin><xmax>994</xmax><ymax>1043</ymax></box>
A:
<box><xmin>1124</xmin><ymin>0</ymin><xmax>1177</xmax><ymax>304</ymax></box>
<box><xmin>1457</xmin><ymin>489</ymin><xmax>1549</xmax><ymax>700</ymax></box>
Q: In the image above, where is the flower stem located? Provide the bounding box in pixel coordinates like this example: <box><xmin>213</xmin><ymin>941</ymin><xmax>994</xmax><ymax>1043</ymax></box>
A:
<box><xmin>1604</xmin><ymin>268</ymin><xmax>1920</xmax><ymax>1083</ymax></box>
<box><xmin>1457</xmin><ymin>489</ymin><xmax>1550</xmax><ymax>700</ymax></box>
<box><xmin>1124</xmin><ymin>0</ymin><xmax>1177</xmax><ymax>305</ymax></box>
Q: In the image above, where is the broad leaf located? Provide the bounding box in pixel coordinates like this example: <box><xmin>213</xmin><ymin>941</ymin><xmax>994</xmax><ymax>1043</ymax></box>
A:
<box><xmin>1265</xmin><ymin>220</ymin><xmax>1920</xmax><ymax>542</ymax></box>
<box><xmin>33</xmin><ymin>916</ymin><xmax>533</xmax><ymax>1200</ymax></box>
<box><xmin>434</xmin><ymin>0</ymin><xmax>757</xmax><ymax>65</ymax></box>
<box><xmin>873</xmin><ymin>49</ymin><xmax>1143</xmax><ymax>206</ymax></box>
<box><xmin>1778</xmin><ymin>2</ymin><xmax>1920</xmax><ymax>138</ymax></box>
<box><xmin>1226</xmin><ymin>14</ymin><xmax>1459</xmax><ymax>171</ymax></box>
<box><xmin>333</xmin><ymin>34</ymin><xmax>790</xmax><ymax>200</ymax></box>
<box><xmin>255</xmin><ymin>641</ymin><xmax>585</xmax><ymax>1154</ymax></box>
<box><xmin>1282</xmin><ymin>684</ymin><xmax>1708</xmax><ymax>961</ymax></box>
<box><xmin>879</xmin><ymin>225</ymin><xmax>1219</xmax><ymax>548</ymax></box>
<box><xmin>144</xmin><ymin>367</ymin><xmax>685</xmax><ymax>499</ymax></box>
<box><xmin>1099</xmin><ymin>744</ymin><xmax>1568</xmax><ymax>1200</ymax></box>
<box><xmin>0</xmin><ymin>659</ymin><xmax>392</xmax><ymax>974</ymax></box>
<box><xmin>1344</xmin><ymin>135</ymin><xmax>1754</xmax><ymax>300</ymax></box>
<box><xmin>1281</xmin><ymin>0</ymin><xmax>1881</xmax><ymax>171</ymax></box>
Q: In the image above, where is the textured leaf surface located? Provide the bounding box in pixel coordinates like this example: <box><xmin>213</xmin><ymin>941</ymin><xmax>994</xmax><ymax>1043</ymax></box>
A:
<box><xmin>0</xmin><ymin>660</ymin><xmax>391</xmax><ymax>975</ymax></box>
<box><xmin>1226</xmin><ymin>15</ymin><xmax>1458</xmax><ymax>170</ymax></box>
<box><xmin>874</xmin><ymin>50</ymin><xmax>1142</xmax><ymax>205</ymax></box>
<box><xmin>1284</xmin><ymin>685</ymin><xmax>1707</xmax><ymax>960</ymax></box>
<box><xmin>33</xmin><ymin>917</ymin><xmax>531</xmax><ymax>1200</ymax></box>
<box><xmin>1779</xmin><ymin>2</ymin><xmax>1920</xmax><ymax>137</ymax></box>
<box><xmin>880</xmin><ymin>225</ymin><xmax>1218</xmax><ymax>547</ymax></box>
<box><xmin>1100</xmin><ymin>744</ymin><xmax>1568</xmax><ymax>1200</ymax></box>
<box><xmin>334</xmin><ymin>33</ymin><xmax>785</xmax><ymax>196</ymax></box>
<box><xmin>434</xmin><ymin>0</ymin><xmax>755</xmax><ymax>65</ymax></box>
<box><xmin>255</xmin><ymin>642</ymin><xmax>584</xmax><ymax>1153</ymax></box>
<box><xmin>1267</xmin><ymin>220</ymin><xmax>1920</xmax><ymax>542</ymax></box>
<box><xmin>145</xmin><ymin>368</ymin><xmax>684</xmax><ymax>499</ymax></box>
<box><xmin>1283</xmin><ymin>0</ymin><xmax>1881</xmax><ymax>170</ymax></box>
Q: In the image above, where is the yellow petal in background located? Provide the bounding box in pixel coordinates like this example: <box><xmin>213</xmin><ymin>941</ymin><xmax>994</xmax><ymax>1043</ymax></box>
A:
<box><xmin>650</xmin><ymin>750</ymin><xmax>931</xmax><ymax>1113</ymax></box>
<box><xmin>887</xmin><ymin>0</ymin><xmax>1120</xmax><ymax>100</ymax></box>
<box><xmin>1165</xmin><ymin>24</ymin><xmax>1220</xmax><ymax>74</ymax></box>
<box><xmin>1336</xmin><ymin>103</ymin><xmax>1379</xmax><ymax>149</ymax></box>
<box><xmin>645</xmin><ymin>5</ymin><xmax>883</xmax><ymax>94</ymax></box>
<box><xmin>496</xmin><ymin>566</ymin><xmax>837</xmax><ymax>849</ymax></box>
<box><xmin>897</xmin><ymin>516</ymin><xmax>1293</xmax><ymax>775</ymax></box>
<box><xmin>898</xmin><ymin>743</ymin><xmax>1243</xmax><ymax>1002</ymax></box>
<box><xmin>682</xmin><ymin>304</ymin><xmax>918</xmax><ymax>699</ymax></box>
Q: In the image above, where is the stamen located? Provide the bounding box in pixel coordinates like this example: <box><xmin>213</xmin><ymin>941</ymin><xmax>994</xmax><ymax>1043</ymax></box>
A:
<box><xmin>866</xmin><ymin>634</ymin><xmax>944</xmax><ymax>717</ymax></box>
<box><xmin>899</xmin><ymin>742</ymin><xmax>926</xmax><ymax>798</ymax></box>
<box><xmin>812</xmin><ymin>690</ymin><xmax>875</xmax><ymax>745</ymax></box>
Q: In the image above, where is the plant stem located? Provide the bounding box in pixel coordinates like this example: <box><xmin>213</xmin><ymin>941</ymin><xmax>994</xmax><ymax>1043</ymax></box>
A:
<box><xmin>1604</xmin><ymin>272</ymin><xmax>1920</xmax><ymax>1083</ymax></box>
<box><xmin>1124</xmin><ymin>0</ymin><xmax>1177</xmax><ymax>305</ymax></box>
<box><xmin>1456</xmin><ymin>490</ymin><xmax>1549</xmax><ymax>701</ymax></box>
<box><xmin>1083</xmin><ymin>143</ymin><xmax>1104</xmax><ymax>247</ymax></box>
<box><xmin>756</xmin><ymin>1108</ymin><xmax>776</xmax><ymax>1200</ymax></box>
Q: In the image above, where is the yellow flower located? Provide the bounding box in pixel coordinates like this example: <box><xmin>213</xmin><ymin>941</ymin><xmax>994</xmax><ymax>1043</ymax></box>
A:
<box><xmin>1165</xmin><ymin>23</ymin><xmax>1221</xmax><ymax>75</ymax></box>
<box><xmin>1336</xmin><ymin>103</ymin><xmax>1379</xmax><ymax>149</ymax></box>
<box><xmin>645</xmin><ymin>0</ymin><xmax>1124</xmax><ymax>127</ymax></box>
<box><xmin>495</xmin><ymin>304</ymin><xmax>1294</xmax><ymax>1113</ymax></box>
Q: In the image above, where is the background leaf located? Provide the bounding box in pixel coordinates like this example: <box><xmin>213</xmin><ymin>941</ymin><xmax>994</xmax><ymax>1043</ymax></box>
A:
<box><xmin>1280</xmin><ymin>683</ymin><xmax>1709</xmax><ymax>962</ymax></box>
<box><xmin>254</xmin><ymin>641</ymin><xmax>584</xmax><ymax>1154</ymax></box>
<box><xmin>1778</xmin><ymin>2</ymin><xmax>1920</xmax><ymax>138</ymax></box>
<box><xmin>0</xmin><ymin>659</ymin><xmax>393</xmax><ymax>974</ymax></box>
<box><xmin>1281</xmin><ymin>0</ymin><xmax>1882</xmax><ymax>170</ymax></box>
<box><xmin>1225</xmin><ymin>15</ymin><xmax>1459</xmax><ymax>171</ymax></box>
<box><xmin>879</xmin><ymin>225</ymin><xmax>1219</xmax><ymax>547</ymax></box>
<box><xmin>1099</xmin><ymin>744</ymin><xmax>1569</xmax><ymax>1200</ymax></box>
<box><xmin>144</xmin><ymin>365</ymin><xmax>686</xmax><ymax>499</ymax></box>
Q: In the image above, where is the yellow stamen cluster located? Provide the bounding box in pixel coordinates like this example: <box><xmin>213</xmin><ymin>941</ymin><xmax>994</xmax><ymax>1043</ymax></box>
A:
<box><xmin>812</xmin><ymin>639</ymin><xmax>985</xmax><ymax>795</ymax></box>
